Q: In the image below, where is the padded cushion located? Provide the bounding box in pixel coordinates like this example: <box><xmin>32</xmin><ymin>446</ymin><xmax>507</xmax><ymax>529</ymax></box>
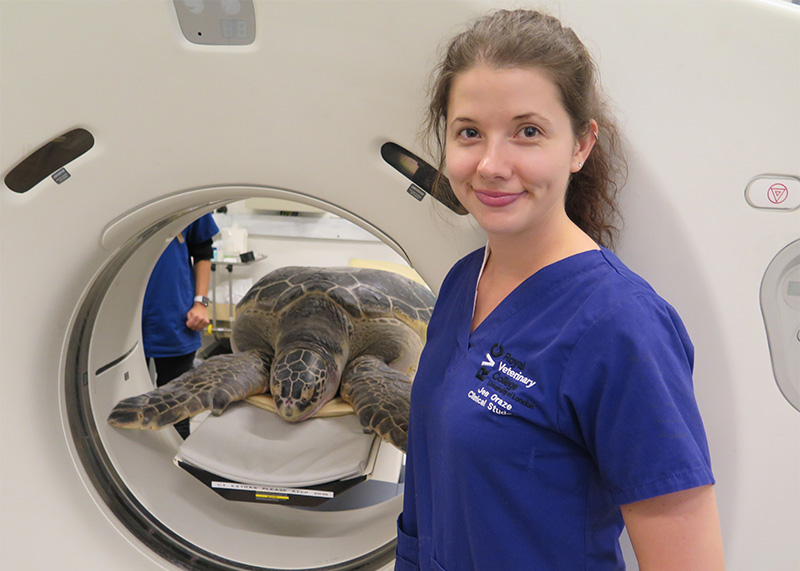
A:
<box><xmin>174</xmin><ymin>401</ymin><xmax>379</xmax><ymax>487</ymax></box>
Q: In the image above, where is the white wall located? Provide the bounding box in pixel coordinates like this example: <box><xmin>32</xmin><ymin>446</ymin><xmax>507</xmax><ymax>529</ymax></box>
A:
<box><xmin>206</xmin><ymin>200</ymin><xmax>412</xmax><ymax>304</ymax></box>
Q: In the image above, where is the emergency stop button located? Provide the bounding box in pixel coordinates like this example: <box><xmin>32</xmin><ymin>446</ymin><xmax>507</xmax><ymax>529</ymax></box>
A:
<box><xmin>745</xmin><ymin>175</ymin><xmax>800</xmax><ymax>211</ymax></box>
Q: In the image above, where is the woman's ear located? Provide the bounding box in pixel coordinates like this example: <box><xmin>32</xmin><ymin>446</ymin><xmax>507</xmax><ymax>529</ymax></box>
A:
<box><xmin>571</xmin><ymin>119</ymin><xmax>598</xmax><ymax>173</ymax></box>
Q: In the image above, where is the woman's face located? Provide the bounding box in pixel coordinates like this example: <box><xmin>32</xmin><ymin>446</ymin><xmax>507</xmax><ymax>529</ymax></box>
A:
<box><xmin>445</xmin><ymin>65</ymin><xmax>592</xmax><ymax>240</ymax></box>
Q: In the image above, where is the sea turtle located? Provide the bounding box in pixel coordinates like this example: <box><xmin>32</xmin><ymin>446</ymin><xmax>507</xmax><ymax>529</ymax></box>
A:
<box><xmin>107</xmin><ymin>266</ymin><xmax>435</xmax><ymax>451</ymax></box>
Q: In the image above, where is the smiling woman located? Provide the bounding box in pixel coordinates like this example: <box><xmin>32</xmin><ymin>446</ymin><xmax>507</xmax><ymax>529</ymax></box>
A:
<box><xmin>424</xmin><ymin>10</ymin><xmax>625</xmax><ymax>252</ymax></box>
<box><xmin>445</xmin><ymin>65</ymin><xmax>596</xmax><ymax>248</ymax></box>
<box><xmin>397</xmin><ymin>9</ymin><xmax>724</xmax><ymax>571</ymax></box>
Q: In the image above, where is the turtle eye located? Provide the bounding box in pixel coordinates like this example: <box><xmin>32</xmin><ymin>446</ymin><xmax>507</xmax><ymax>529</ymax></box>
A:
<box><xmin>301</xmin><ymin>383</ymin><xmax>316</xmax><ymax>401</ymax></box>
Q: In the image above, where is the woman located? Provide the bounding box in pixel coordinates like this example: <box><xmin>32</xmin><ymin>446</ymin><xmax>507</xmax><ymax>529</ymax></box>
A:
<box><xmin>397</xmin><ymin>10</ymin><xmax>724</xmax><ymax>570</ymax></box>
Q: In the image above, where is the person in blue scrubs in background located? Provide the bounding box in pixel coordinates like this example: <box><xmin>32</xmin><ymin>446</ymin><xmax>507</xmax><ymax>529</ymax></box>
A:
<box><xmin>397</xmin><ymin>10</ymin><xmax>724</xmax><ymax>570</ymax></box>
<box><xmin>142</xmin><ymin>212</ymin><xmax>219</xmax><ymax>439</ymax></box>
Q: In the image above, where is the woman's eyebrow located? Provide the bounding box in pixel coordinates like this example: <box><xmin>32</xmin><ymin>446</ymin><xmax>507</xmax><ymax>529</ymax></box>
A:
<box><xmin>513</xmin><ymin>112</ymin><xmax>553</xmax><ymax>127</ymax></box>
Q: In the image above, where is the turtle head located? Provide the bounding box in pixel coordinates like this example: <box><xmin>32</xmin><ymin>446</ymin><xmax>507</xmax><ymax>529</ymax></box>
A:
<box><xmin>271</xmin><ymin>346</ymin><xmax>342</xmax><ymax>422</ymax></box>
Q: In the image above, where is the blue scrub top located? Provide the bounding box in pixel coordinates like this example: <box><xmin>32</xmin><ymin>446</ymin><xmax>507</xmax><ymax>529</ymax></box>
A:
<box><xmin>397</xmin><ymin>247</ymin><xmax>714</xmax><ymax>570</ymax></box>
<box><xmin>142</xmin><ymin>214</ymin><xmax>219</xmax><ymax>359</ymax></box>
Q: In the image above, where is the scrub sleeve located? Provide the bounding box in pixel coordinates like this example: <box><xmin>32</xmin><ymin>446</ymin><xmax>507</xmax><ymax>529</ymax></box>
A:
<box><xmin>142</xmin><ymin>213</ymin><xmax>219</xmax><ymax>359</ymax></box>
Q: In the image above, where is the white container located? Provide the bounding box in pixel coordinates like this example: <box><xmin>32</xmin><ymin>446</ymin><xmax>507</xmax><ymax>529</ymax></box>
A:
<box><xmin>218</xmin><ymin>222</ymin><xmax>248</xmax><ymax>258</ymax></box>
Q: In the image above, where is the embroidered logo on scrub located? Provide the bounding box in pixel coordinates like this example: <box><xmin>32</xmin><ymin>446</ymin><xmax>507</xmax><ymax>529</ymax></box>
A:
<box><xmin>469</xmin><ymin>343</ymin><xmax>537</xmax><ymax>415</ymax></box>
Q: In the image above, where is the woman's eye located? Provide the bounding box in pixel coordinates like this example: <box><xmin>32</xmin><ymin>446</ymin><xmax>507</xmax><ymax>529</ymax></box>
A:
<box><xmin>520</xmin><ymin>126</ymin><xmax>540</xmax><ymax>138</ymax></box>
<box><xmin>459</xmin><ymin>127</ymin><xmax>479</xmax><ymax>139</ymax></box>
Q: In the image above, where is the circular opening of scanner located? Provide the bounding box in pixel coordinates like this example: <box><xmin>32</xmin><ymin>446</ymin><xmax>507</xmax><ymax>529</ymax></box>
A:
<box><xmin>64</xmin><ymin>188</ymin><xmax>415</xmax><ymax>570</ymax></box>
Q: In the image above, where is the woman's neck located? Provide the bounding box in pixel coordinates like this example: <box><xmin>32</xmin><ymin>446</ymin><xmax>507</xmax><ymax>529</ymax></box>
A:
<box><xmin>471</xmin><ymin>219</ymin><xmax>598</xmax><ymax>332</ymax></box>
<box><xmin>485</xmin><ymin>218</ymin><xmax>598</xmax><ymax>283</ymax></box>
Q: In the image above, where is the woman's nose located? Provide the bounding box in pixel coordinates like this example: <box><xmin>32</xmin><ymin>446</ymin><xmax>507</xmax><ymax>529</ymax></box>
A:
<box><xmin>476</xmin><ymin>140</ymin><xmax>511</xmax><ymax>180</ymax></box>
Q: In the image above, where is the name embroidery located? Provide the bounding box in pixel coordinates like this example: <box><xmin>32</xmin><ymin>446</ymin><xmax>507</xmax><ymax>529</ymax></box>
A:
<box><xmin>470</xmin><ymin>343</ymin><xmax>537</xmax><ymax>414</ymax></box>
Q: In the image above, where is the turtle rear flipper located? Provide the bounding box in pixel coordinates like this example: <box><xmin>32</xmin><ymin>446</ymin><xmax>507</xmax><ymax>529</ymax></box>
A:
<box><xmin>108</xmin><ymin>351</ymin><xmax>270</xmax><ymax>431</ymax></box>
<box><xmin>340</xmin><ymin>355</ymin><xmax>411</xmax><ymax>452</ymax></box>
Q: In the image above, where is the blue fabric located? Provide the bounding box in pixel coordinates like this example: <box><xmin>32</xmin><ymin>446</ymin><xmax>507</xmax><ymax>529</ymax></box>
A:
<box><xmin>142</xmin><ymin>214</ymin><xmax>219</xmax><ymax>358</ymax></box>
<box><xmin>398</xmin><ymin>247</ymin><xmax>714</xmax><ymax>570</ymax></box>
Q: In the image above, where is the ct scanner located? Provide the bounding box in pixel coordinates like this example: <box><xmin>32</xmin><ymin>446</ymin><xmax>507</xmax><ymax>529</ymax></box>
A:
<box><xmin>1</xmin><ymin>0</ymin><xmax>798</xmax><ymax>569</ymax></box>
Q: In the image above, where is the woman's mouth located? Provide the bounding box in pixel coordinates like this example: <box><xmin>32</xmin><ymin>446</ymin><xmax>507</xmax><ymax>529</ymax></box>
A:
<box><xmin>474</xmin><ymin>190</ymin><xmax>523</xmax><ymax>207</ymax></box>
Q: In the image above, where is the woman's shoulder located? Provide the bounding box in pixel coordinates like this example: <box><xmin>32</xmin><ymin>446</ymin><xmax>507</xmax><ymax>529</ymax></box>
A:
<box><xmin>185</xmin><ymin>213</ymin><xmax>220</xmax><ymax>243</ymax></box>
<box><xmin>591</xmin><ymin>249</ymin><xmax>668</xmax><ymax>306</ymax></box>
<box><xmin>581</xmin><ymin>249</ymin><xmax>690</xmax><ymax>342</ymax></box>
<box><xmin>439</xmin><ymin>246</ymin><xmax>486</xmax><ymax>287</ymax></box>
<box><xmin>456</xmin><ymin>246</ymin><xmax>487</xmax><ymax>271</ymax></box>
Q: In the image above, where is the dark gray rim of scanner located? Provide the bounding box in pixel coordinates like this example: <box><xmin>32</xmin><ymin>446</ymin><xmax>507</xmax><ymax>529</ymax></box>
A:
<box><xmin>4</xmin><ymin>128</ymin><xmax>94</xmax><ymax>193</ymax></box>
<box><xmin>63</xmin><ymin>206</ymin><xmax>396</xmax><ymax>571</ymax></box>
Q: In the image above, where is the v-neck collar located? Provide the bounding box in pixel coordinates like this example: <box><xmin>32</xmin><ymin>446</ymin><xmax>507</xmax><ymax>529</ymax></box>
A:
<box><xmin>463</xmin><ymin>246</ymin><xmax>606</xmax><ymax>349</ymax></box>
<box><xmin>469</xmin><ymin>242</ymin><xmax>493</xmax><ymax>327</ymax></box>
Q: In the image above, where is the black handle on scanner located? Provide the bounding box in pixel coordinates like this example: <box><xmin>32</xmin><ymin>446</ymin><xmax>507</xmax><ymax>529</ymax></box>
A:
<box><xmin>380</xmin><ymin>141</ymin><xmax>466</xmax><ymax>214</ymax></box>
<box><xmin>5</xmin><ymin>128</ymin><xmax>95</xmax><ymax>193</ymax></box>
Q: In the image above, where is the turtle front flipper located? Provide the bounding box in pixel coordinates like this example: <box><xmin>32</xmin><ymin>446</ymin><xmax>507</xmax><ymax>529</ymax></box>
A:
<box><xmin>340</xmin><ymin>355</ymin><xmax>412</xmax><ymax>452</ymax></box>
<box><xmin>108</xmin><ymin>351</ymin><xmax>270</xmax><ymax>431</ymax></box>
